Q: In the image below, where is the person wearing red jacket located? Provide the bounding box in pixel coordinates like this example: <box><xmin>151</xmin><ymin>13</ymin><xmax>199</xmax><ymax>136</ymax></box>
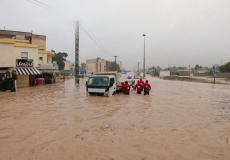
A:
<box><xmin>139</xmin><ymin>78</ymin><xmax>144</xmax><ymax>86</ymax></box>
<box><xmin>123</xmin><ymin>81</ymin><xmax>130</xmax><ymax>94</ymax></box>
<box><xmin>136</xmin><ymin>80</ymin><xmax>143</xmax><ymax>94</ymax></box>
<box><xmin>144</xmin><ymin>80</ymin><xmax>151</xmax><ymax>95</ymax></box>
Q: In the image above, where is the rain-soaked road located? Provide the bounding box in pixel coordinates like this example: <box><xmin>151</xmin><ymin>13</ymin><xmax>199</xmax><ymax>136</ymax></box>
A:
<box><xmin>0</xmin><ymin>77</ymin><xmax>230</xmax><ymax>160</ymax></box>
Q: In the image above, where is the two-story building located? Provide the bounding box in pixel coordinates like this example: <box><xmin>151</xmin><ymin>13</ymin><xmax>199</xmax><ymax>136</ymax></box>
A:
<box><xmin>0</xmin><ymin>30</ymin><xmax>55</xmax><ymax>89</ymax></box>
<box><xmin>0</xmin><ymin>38</ymin><xmax>40</xmax><ymax>88</ymax></box>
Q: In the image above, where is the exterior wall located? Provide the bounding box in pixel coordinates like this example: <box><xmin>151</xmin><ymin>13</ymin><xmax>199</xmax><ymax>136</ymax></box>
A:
<box><xmin>98</xmin><ymin>59</ymin><xmax>106</xmax><ymax>72</ymax></box>
<box><xmin>86</xmin><ymin>59</ymin><xmax>97</xmax><ymax>74</ymax></box>
<box><xmin>32</xmin><ymin>35</ymin><xmax>46</xmax><ymax>50</ymax></box>
<box><xmin>37</xmin><ymin>51</ymin><xmax>54</xmax><ymax>72</ymax></box>
<box><xmin>17</xmin><ymin>75</ymin><xmax>29</xmax><ymax>88</ymax></box>
<box><xmin>0</xmin><ymin>30</ymin><xmax>47</xmax><ymax>50</ymax></box>
<box><xmin>64</xmin><ymin>61</ymin><xmax>71</xmax><ymax>70</ymax></box>
<box><xmin>86</xmin><ymin>58</ymin><xmax>107</xmax><ymax>74</ymax></box>
<box><xmin>47</xmin><ymin>54</ymin><xmax>52</xmax><ymax>64</ymax></box>
<box><xmin>0</xmin><ymin>39</ymin><xmax>39</xmax><ymax>68</ymax></box>
<box><xmin>0</xmin><ymin>43</ymin><xmax>15</xmax><ymax>67</ymax></box>
<box><xmin>38</xmin><ymin>51</ymin><xmax>53</xmax><ymax>66</ymax></box>
<box><xmin>159</xmin><ymin>70</ymin><xmax>170</xmax><ymax>78</ymax></box>
<box><xmin>14</xmin><ymin>46</ymin><xmax>38</xmax><ymax>67</ymax></box>
<box><xmin>38</xmin><ymin>51</ymin><xmax>48</xmax><ymax>65</ymax></box>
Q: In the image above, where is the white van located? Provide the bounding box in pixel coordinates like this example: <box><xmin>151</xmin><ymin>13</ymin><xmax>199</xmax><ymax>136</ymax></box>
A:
<box><xmin>86</xmin><ymin>72</ymin><xmax>119</xmax><ymax>96</ymax></box>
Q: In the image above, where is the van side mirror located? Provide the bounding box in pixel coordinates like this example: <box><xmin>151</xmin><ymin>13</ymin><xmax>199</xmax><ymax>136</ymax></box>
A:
<box><xmin>85</xmin><ymin>81</ymin><xmax>88</xmax><ymax>86</ymax></box>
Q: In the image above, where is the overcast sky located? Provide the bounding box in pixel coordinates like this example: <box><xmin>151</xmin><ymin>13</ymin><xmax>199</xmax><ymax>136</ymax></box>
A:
<box><xmin>1</xmin><ymin>0</ymin><xmax>230</xmax><ymax>69</ymax></box>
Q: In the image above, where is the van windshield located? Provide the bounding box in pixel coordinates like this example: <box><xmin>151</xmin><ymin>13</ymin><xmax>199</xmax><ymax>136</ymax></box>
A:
<box><xmin>88</xmin><ymin>77</ymin><xmax>109</xmax><ymax>86</ymax></box>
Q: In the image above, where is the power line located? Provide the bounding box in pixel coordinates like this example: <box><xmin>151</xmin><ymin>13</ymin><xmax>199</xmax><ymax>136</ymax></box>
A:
<box><xmin>26</xmin><ymin>0</ymin><xmax>49</xmax><ymax>8</ymax></box>
<box><xmin>80</xmin><ymin>23</ymin><xmax>110</xmax><ymax>56</ymax></box>
<box><xmin>32</xmin><ymin>0</ymin><xmax>49</xmax><ymax>7</ymax></box>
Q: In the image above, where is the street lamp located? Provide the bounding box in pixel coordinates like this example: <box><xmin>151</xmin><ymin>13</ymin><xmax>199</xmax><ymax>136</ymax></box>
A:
<box><xmin>114</xmin><ymin>56</ymin><xmax>117</xmax><ymax>71</ymax></box>
<box><xmin>142</xmin><ymin>34</ymin><xmax>146</xmax><ymax>79</ymax></box>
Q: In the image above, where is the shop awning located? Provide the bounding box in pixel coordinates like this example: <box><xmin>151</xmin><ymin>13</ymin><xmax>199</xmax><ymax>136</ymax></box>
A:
<box><xmin>16</xmin><ymin>67</ymin><xmax>41</xmax><ymax>75</ymax></box>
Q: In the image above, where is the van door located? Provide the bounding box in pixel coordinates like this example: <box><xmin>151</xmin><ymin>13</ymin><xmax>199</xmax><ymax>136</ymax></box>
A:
<box><xmin>109</xmin><ymin>77</ymin><xmax>116</xmax><ymax>95</ymax></box>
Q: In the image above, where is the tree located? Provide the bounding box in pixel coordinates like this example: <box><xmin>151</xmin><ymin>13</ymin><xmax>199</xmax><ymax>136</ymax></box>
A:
<box><xmin>195</xmin><ymin>64</ymin><xmax>202</xmax><ymax>70</ymax></box>
<box><xmin>110</xmin><ymin>62</ymin><xmax>121</xmax><ymax>72</ymax></box>
<box><xmin>220</xmin><ymin>62</ymin><xmax>230</xmax><ymax>73</ymax></box>
<box><xmin>52</xmin><ymin>52</ymin><xmax>68</xmax><ymax>70</ymax></box>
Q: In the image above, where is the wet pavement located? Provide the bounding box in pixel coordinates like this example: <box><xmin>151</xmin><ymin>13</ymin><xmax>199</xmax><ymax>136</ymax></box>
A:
<box><xmin>0</xmin><ymin>77</ymin><xmax>230</xmax><ymax>160</ymax></box>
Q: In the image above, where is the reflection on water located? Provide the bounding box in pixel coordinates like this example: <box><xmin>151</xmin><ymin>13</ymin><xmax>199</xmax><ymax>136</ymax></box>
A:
<box><xmin>0</xmin><ymin>77</ymin><xmax>230</xmax><ymax>160</ymax></box>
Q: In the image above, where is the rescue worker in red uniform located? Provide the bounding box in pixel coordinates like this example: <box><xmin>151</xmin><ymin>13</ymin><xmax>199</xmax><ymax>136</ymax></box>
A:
<box><xmin>139</xmin><ymin>78</ymin><xmax>144</xmax><ymax>86</ymax></box>
<box><xmin>123</xmin><ymin>81</ymin><xmax>130</xmax><ymax>94</ymax></box>
<box><xmin>136</xmin><ymin>80</ymin><xmax>143</xmax><ymax>94</ymax></box>
<box><xmin>143</xmin><ymin>80</ymin><xmax>151</xmax><ymax>95</ymax></box>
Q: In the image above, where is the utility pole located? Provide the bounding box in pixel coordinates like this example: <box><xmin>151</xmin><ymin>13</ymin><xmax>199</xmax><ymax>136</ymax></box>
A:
<box><xmin>213</xmin><ymin>65</ymin><xmax>216</xmax><ymax>84</ymax></box>
<box><xmin>142</xmin><ymin>34</ymin><xmax>146</xmax><ymax>79</ymax></box>
<box><xmin>75</xmin><ymin>21</ymin><xmax>80</xmax><ymax>85</ymax></box>
<box><xmin>137</xmin><ymin>62</ymin><xmax>140</xmax><ymax>75</ymax></box>
<box><xmin>114</xmin><ymin>56</ymin><xmax>117</xmax><ymax>71</ymax></box>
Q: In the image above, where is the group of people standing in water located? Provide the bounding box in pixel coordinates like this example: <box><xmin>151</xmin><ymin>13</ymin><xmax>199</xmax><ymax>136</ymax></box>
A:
<box><xmin>120</xmin><ymin>78</ymin><xmax>151</xmax><ymax>95</ymax></box>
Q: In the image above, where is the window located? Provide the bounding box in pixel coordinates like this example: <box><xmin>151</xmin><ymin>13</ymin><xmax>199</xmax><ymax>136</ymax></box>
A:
<box><xmin>110</xmin><ymin>78</ymin><xmax>115</xmax><ymax>85</ymax></box>
<box><xmin>21</xmin><ymin>52</ymin><xmax>28</xmax><ymax>59</ymax></box>
<box><xmin>88</xmin><ymin>77</ymin><xmax>109</xmax><ymax>86</ymax></box>
<box><xmin>39</xmin><ymin>57</ymin><xmax>43</xmax><ymax>61</ymax></box>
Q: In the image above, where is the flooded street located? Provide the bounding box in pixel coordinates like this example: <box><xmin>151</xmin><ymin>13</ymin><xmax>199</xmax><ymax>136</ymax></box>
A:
<box><xmin>0</xmin><ymin>77</ymin><xmax>230</xmax><ymax>160</ymax></box>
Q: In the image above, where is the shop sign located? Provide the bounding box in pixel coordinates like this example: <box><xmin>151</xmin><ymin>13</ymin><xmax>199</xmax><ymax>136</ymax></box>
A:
<box><xmin>16</xmin><ymin>59</ymin><xmax>33</xmax><ymax>67</ymax></box>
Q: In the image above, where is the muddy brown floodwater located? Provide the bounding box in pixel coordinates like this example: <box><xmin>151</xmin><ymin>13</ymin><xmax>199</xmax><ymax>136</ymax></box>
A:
<box><xmin>0</xmin><ymin>77</ymin><xmax>230</xmax><ymax>160</ymax></box>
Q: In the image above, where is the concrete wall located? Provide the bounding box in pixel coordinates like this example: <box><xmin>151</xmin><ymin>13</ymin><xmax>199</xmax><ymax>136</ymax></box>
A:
<box><xmin>0</xmin><ymin>43</ymin><xmax>15</xmax><ymax>67</ymax></box>
<box><xmin>32</xmin><ymin>35</ymin><xmax>46</xmax><ymax>50</ymax></box>
<box><xmin>38</xmin><ymin>52</ymin><xmax>48</xmax><ymax>65</ymax></box>
<box><xmin>0</xmin><ymin>39</ymin><xmax>39</xmax><ymax>68</ymax></box>
<box><xmin>14</xmin><ymin>46</ymin><xmax>38</xmax><ymax>67</ymax></box>
<box><xmin>86</xmin><ymin>59</ymin><xmax>97</xmax><ymax>74</ymax></box>
<box><xmin>17</xmin><ymin>75</ymin><xmax>29</xmax><ymax>88</ymax></box>
<box><xmin>86</xmin><ymin>58</ymin><xmax>107</xmax><ymax>74</ymax></box>
<box><xmin>38</xmin><ymin>51</ymin><xmax>53</xmax><ymax>67</ymax></box>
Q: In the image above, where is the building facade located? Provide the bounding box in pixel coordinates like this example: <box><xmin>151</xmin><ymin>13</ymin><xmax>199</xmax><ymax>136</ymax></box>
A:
<box><xmin>0</xmin><ymin>38</ymin><xmax>40</xmax><ymax>88</ymax></box>
<box><xmin>0</xmin><ymin>30</ymin><xmax>55</xmax><ymax>90</ymax></box>
<box><xmin>86</xmin><ymin>57</ymin><xmax>107</xmax><ymax>74</ymax></box>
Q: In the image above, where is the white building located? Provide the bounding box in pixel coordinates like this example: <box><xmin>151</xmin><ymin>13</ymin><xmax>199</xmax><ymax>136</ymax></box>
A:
<box><xmin>159</xmin><ymin>70</ymin><xmax>170</xmax><ymax>78</ymax></box>
<box><xmin>86</xmin><ymin>57</ymin><xmax>107</xmax><ymax>74</ymax></box>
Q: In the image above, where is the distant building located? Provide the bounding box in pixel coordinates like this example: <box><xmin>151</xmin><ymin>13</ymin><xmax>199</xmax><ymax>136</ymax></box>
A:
<box><xmin>62</xmin><ymin>60</ymin><xmax>74</xmax><ymax>76</ymax></box>
<box><xmin>159</xmin><ymin>70</ymin><xmax>170</xmax><ymax>78</ymax></box>
<box><xmin>147</xmin><ymin>66</ymin><xmax>161</xmax><ymax>76</ymax></box>
<box><xmin>175</xmin><ymin>69</ymin><xmax>191</xmax><ymax>76</ymax></box>
<box><xmin>86</xmin><ymin>57</ymin><xmax>107</xmax><ymax>74</ymax></box>
<box><xmin>194</xmin><ymin>67</ymin><xmax>210</xmax><ymax>76</ymax></box>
